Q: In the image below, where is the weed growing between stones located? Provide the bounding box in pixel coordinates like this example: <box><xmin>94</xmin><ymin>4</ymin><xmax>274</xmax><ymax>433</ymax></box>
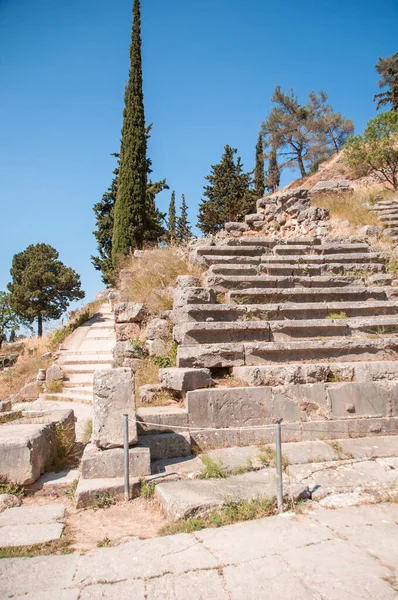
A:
<box><xmin>82</xmin><ymin>419</ymin><xmax>93</xmax><ymax>445</ymax></box>
<box><xmin>64</xmin><ymin>478</ymin><xmax>79</xmax><ymax>501</ymax></box>
<box><xmin>0</xmin><ymin>533</ymin><xmax>73</xmax><ymax>558</ymax></box>
<box><xmin>232</xmin><ymin>458</ymin><xmax>255</xmax><ymax>475</ymax></box>
<box><xmin>139</xmin><ymin>477</ymin><xmax>156</xmax><ymax>499</ymax></box>
<box><xmin>0</xmin><ymin>477</ymin><xmax>24</xmax><ymax>497</ymax></box>
<box><xmin>160</xmin><ymin>497</ymin><xmax>277</xmax><ymax>536</ymax></box>
<box><xmin>46</xmin><ymin>380</ymin><xmax>63</xmax><ymax>393</ymax></box>
<box><xmin>258</xmin><ymin>445</ymin><xmax>289</xmax><ymax>470</ymax></box>
<box><xmin>199</xmin><ymin>455</ymin><xmax>227</xmax><ymax>479</ymax></box>
<box><xmin>97</xmin><ymin>537</ymin><xmax>111</xmax><ymax>548</ymax></box>
<box><xmin>91</xmin><ymin>492</ymin><xmax>117</xmax><ymax>510</ymax></box>
<box><xmin>50</xmin><ymin>423</ymin><xmax>80</xmax><ymax>471</ymax></box>
<box><xmin>325</xmin><ymin>311</ymin><xmax>347</xmax><ymax>320</ymax></box>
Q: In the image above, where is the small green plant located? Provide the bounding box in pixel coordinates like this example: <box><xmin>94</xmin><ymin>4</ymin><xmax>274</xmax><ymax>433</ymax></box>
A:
<box><xmin>97</xmin><ymin>537</ymin><xmax>111</xmax><ymax>547</ymax></box>
<box><xmin>91</xmin><ymin>492</ymin><xmax>117</xmax><ymax>510</ymax></box>
<box><xmin>46</xmin><ymin>380</ymin><xmax>63</xmax><ymax>393</ymax></box>
<box><xmin>199</xmin><ymin>455</ymin><xmax>226</xmax><ymax>479</ymax></box>
<box><xmin>325</xmin><ymin>311</ymin><xmax>347</xmax><ymax>320</ymax></box>
<box><xmin>258</xmin><ymin>445</ymin><xmax>289</xmax><ymax>470</ymax></box>
<box><xmin>326</xmin><ymin>371</ymin><xmax>344</xmax><ymax>383</ymax></box>
<box><xmin>160</xmin><ymin>497</ymin><xmax>276</xmax><ymax>536</ymax></box>
<box><xmin>232</xmin><ymin>458</ymin><xmax>254</xmax><ymax>476</ymax></box>
<box><xmin>130</xmin><ymin>337</ymin><xmax>145</xmax><ymax>351</ymax></box>
<box><xmin>50</xmin><ymin>423</ymin><xmax>79</xmax><ymax>472</ymax></box>
<box><xmin>0</xmin><ymin>477</ymin><xmax>24</xmax><ymax>497</ymax></box>
<box><xmin>139</xmin><ymin>476</ymin><xmax>156</xmax><ymax>499</ymax></box>
<box><xmin>327</xmin><ymin>440</ymin><xmax>353</xmax><ymax>460</ymax></box>
<box><xmin>216</xmin><ymin>292</ymin><xmax>226</xmax><ymax>304</ymax></box>
<box><xmin>151</xmin><ymin>342</ymin><xmax>177</xmax><ymax>369</ymax></box>
<box><xmin>64</xmin><ymin>478</ymin><xmax>79</xmax><ymax>501</ymax></box>
<box><xmin>82</xmin><ymin>419</ymin><xmax>92</xmax><ymax>445</ymax></box>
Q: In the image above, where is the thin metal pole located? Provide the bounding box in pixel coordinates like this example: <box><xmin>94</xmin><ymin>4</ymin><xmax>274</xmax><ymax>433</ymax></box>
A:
<box><xmin>123</xmin><ymin>414</ymin><xmax>130</xmax><ymax>501</ymax></box>
<box><xmin>275</xmin><ymin>421</ymin><xmax>283</xmax><ymax>513</ymax></box>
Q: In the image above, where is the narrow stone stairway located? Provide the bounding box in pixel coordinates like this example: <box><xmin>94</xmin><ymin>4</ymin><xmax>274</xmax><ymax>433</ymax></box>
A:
<box><xmin>370</xmin><ymin>198</ymin><xmax>398</xmax><ymax>243</ymax></box>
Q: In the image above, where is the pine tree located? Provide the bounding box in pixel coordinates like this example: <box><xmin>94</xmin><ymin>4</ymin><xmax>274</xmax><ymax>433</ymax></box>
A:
<box><xmin>254</xmin><ymin>133</ymin><xmax>265</xmax><ymax>197</ymax></box>
<box><xmin>8</xmin><ymin>244</ymin><xmax>85</xmax><ymax>337</ymax></box>
<box><xmin>374</xmin><ymin>52</ymin><xmax>398</xmax><ymax>112</ymax></box>
<box><xmin>176</xmin><ymin>195</ymin><xmax>192</xmax><ymax>243</ymax></box>
<box><xmin>197</xmin><ymin>145</ymin><xmax>256</xmax><ymax>235</ymax></box>
<box><xmin>168</xmin><ymin>191</ymin><xmax>177</xmax><ymax>242</ymax></box>
<box><xmin>265</xmin><ymin>147</ymin><xmax>280</xmax><ymax>193</ymax></box>
<box><xmin>91</xmin><ymin>155</ymin><xmax>119</xmax><ymax>285</ymax></box>
<box><xmin>112</xmin><ymin>0</ymin><xmax>147</xmax><ymax>261</ymax></box>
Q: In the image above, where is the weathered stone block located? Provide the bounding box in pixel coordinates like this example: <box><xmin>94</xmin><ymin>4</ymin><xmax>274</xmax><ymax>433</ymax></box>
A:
<box><xmin>114</xmin><ymin>302</ymin><xmax>145</xmax><ymax>323</ymax></box>
<box><xmin>14</xmin><ymin>381</ymin><xmax>41</xmax><ymax>402</ymax></box>
<box><xmin>0</xmin><ymin>424</ymin><xmax>55</xmax><ymax>484</ymax></box>
<box><xmin>113</xmin><ymin>341</ymin><xmax>145</xmax><ymax>365</ymax></box>
<box><xmin>118</xmin><ymin>270</ymin><xmax>134</xmax><ymax>302</ymax></box>
<box><xmin>137</xmin><ymin>406</ymin><xmax>189</xmax><ymax>434</ymax></box>
<box><xmin>93</xmin><ymin>368</ymin><xmax>137</xmax><ymax>449</ymax></box>
<box><xmin>139</xmin><ymin>384</ymin><xmax>163</xmax><ymax>404</ymax></box>
<box><xmin>146</xmin><ymin>318</ymin><xmax>170</xmax><ymax>340</ymax></box>
<box><xmin>328</xmin><ymin>382</ymin><xmax>390</xmax><ymax>418</ymax></box>
<box><xmin>176</xmin><ymin>275</ymin><xmax>202</xmax><ymax>288</ymax></box>
<box><xmin>187</xmin><ymin>387</ymin><xmax>273</xmax><ymax>428</ymax></box>
<box><xmin>81</xmin><ymin>444</ymin><xmax>150</xmax><ymax>479</ymax></box>
<box><xmin>177</xmin><ymin>343</ymin><xmax>245</xmax><ymax>369</ymax></box>
<box><xmin>46</xmin><ymin>364</ymin><xmax>64</xmax><ymax>384</ymax></box>
<box><xmin>159</xmin><ymin>368</ymin><xmax>212</xmax><ymax>392</ymax></box>
<box><xmin>115</xmin><ymin>323</ymin><xmax>141</xmax><ymax>342</ymax></box>
<box><xmin>173</xmin><ymin>287</ymin><xmax>216</xmax><ymax>310</ymax></box>
<box><xmin>140</xmin><ymin>433</ymin><xmax>192</xmax><ymax>460</ymax></box>
<box><xmin>0</xmin><ymin>493</ymin><xmax>21</xmax><ymax>512</ymax></box>
<box><xmin>146</xmin><ymin>338</ymin><xmax>168</xmax><ymax>357</ymax></box>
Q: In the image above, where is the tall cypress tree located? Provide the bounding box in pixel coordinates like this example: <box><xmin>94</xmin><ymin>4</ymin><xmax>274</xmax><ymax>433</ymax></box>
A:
<box><xmin>112</xmin><ymin>0</ymin><xmax>147</xmax><ymax>261</ymax></box>
<box><xmin>265</xmin><ymin>147</ymin><xmax>280</xmax><ymax>193</ymax></box>
<box><xmin>254</xmin><ymin>133</ymin><xmax>265</xmax><ymax>197</ymax></box>
<box><xmin>176</xmin><ymin>194</ymin><xmax>192</xmax><ymax>243</ymax></box>
<box><xmin>168</xmin><ymin>191</ymin><xmax>177</xmax><ymax>242</ymax></box>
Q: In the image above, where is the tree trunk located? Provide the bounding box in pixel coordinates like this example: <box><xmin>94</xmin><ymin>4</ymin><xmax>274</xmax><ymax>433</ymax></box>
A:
<box><xmin>37</xmin><ymin>313</ymin><xmax>43</xmax><ymax>337</ymax></box>
<box><xmin>297</xmin><ymin>152</ymin><xmax>307</xmax><ymax>177</ymax></box>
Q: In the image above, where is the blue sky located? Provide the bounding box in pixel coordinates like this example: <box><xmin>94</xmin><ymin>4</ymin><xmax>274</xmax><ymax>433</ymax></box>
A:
<box><xmin>0</xmin><ymin>0</ymin><xmax>397</xmax><ymax>309</ymax></box>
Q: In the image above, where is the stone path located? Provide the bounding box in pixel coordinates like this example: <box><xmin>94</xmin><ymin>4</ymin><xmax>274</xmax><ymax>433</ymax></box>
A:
<box><xmin>1</xmin><ymin>503</ymin><xmax>397</xmax><ymax>598</ymax></box>
<box><xmin>371</xmin><ymin>198</ymin><xmax>398</xmax><ymax>244</ymax></box>
<box><xmin>0</xmin><ymin>504</ymin><xmax>65</xmax><ymax>547</ymax></box>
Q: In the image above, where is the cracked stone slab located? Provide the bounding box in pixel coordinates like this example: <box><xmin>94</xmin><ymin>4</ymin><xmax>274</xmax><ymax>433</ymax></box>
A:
<box><xmin>73</xmin><ymin>533</ymin><xmax>218</xmax><ymax>584</ymax></box>
<box><xmin>0</xmin><ymin>522</ymin><xmax>64</xmax><ymax>547</ymax></box>
<box><xmin>0</xmin><ymin>553</ymin><xmax>80</xmax><ymax>597</ymax></box>
<box><xmin>223</xmin><ymin>555</ymin><xmax>319</xmax><ymax>599</ymax></box>
<box><xmin>283</xmin><ymin>538</ymin><xmax>396</xmax><ymax>599</ymax></box>
<box><xmin>195</xmin><ymin>513</ymin><xmax>333</xmax><ymax>564</ymax></box>
<box><xmin>310</xmin><ymin>504</ymin><xmax>398</xmax><ymax>566</ymax></box>
<box><xmin>338</xmin><ymin>436</ymin><xmax>398</xmax><ymax>459</ymax></box>
<box><xmin>79</xmin><ymin>579</ymin><xmax>145</xmax><ymax>599</ymax></box>
<box><xmin>145</xmin><ymin>570</ymin><xmax>229</xmax><ymax>600</ymax></box>
<box><xmin>0</xmin><ymin>503</ymin><xmax>65</xmax><ymax>526</ymax></box>
<box><xmin>288</xmin><ymin>459</ymin><xmax>398</xmax><ymax>496</ymax></box>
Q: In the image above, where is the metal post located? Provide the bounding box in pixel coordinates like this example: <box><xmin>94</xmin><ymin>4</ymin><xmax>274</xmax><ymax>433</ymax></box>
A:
<box><xmin>275</xmin><ymin>421</ymin><xmax>283</xmax><ymax>513</ymax></box>
<box><xmin>123</xmin><ymin>414</ymin><xmax>130</xmax><ymax>501</ymax></box>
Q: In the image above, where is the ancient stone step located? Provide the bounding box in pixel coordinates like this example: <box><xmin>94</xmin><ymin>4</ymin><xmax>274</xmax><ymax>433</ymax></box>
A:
<box><xmin>178</xmin><ymin>301</ymin><xmax>398</xmax><ymax>323</ymax></box>
<box><xmin>137</xmin><ymin>405</ymin><xmax>189</xmax><ymax>435</ymax></box>
<box><xmin>80</xmin><ymin>444</ymin><xmax>151</xmax><ymax>479</ymax></box>
<box><xmin>195</xmin><ymin>245</ymin><xmax>265</xmax><ymax>257</ymax></box>
<box><xmin>139</xmin><ymin>432</ymin><xmax>192</xmax><ymax>460</ymax></box>
<box><xmin>259</xmin><ymin>253</ymin><xmax>384</xmax><ymax>265</ymax></box>
<box><xmin>274</xmin><ymin>243</ymin><xmax>369</xmax><ymax>256</ymax></box>
<box><xmin>260</xmin><ymin>263</ymin><xmax>385</xmax><ymax>276</ymax></box>
<box><xmin>64</xmin><ymin>363</ymin><xmax>113</xmax><ymax>374</ymax></box>
<box><xmin>177</xmin><ymin>338</ymin><xmax>398</xmax><ymax>368</ymax></box>
<box><xmin>206</xmin><ymin>274</ymin><xmax>364</xmax><ymax>291</ymax></box>
<box><xmin>39</xmin><ymin>392</ymin><xmax>92</xmax><ymax>404</ymax></box>
<box><xmin>227</xmin><ymin>286</ymin><xmax>389</xmax><ymax>305</ymax></box>
<box><xmin>177</xmin><ymin>315</ymin><xmax>398</xmax><ymax>345</ymax></box>
<box><xmin>233</xmin><ymin>360</ymin><xmax>398</xmax><ymax>386</ymax></box>
<box><xmin>185</xmin><ymin>381</ymin><xmax>397</xmax><ymax>428</ymax></box>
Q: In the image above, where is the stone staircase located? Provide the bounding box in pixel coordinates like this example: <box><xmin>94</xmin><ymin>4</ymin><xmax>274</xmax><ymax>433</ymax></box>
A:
<box><xmin>39</xmin><ymin>305</ymin><xmax>115</xmax><ymax>405</ymax></box>
<box><xmin>137</xmin><ymin>201</ymin><xmax>398</xmax><ymax>459</ymax></box>
<box><xmin>371</xmin><ymin>199</ymin><xmax>398</xmax><ymax>243</ymax></box>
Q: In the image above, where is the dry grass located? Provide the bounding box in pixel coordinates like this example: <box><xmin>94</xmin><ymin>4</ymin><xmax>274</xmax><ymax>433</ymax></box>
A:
<box><xmin>134</xmin><ymin>358</ymin><xmax>177</xmax><ymax>407</ymax></box>
<box><xmin>312</xmin><ymin>191</ymin><xmax>379</xmax><ymax>228</ymax></box>
<box><xmin>0</xmin><ymin>335</ymin><xmax>52</xmax><ymax>401</ymax></box>
<box><xmin>122</xmin><ymin>246</ymin><xmax>204</xmax><ymax>317</ymax></box>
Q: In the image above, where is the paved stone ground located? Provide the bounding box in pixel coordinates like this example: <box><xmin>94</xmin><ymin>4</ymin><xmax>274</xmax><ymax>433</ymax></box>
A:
<box><xmin>0</xmin><ymin>504</ymin><xmax>65</xmax><ymax>547</ymax></box>
<box><xmin>0</xmin><ymin>503</ymin><xmax>397</xmax><ymax>599</ymax></box>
